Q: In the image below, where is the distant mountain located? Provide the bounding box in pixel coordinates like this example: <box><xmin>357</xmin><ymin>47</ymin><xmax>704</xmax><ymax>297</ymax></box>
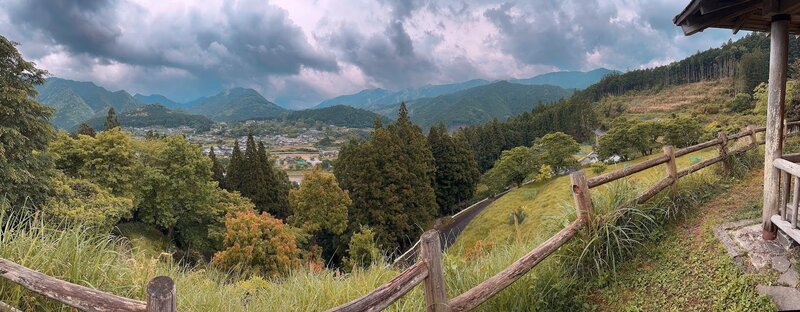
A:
<box><xmin>375</xmin><ymin>81</ymin><xmax>574</xmax><ymax>129</ymax></box>
<box><xmin>134</xmin><ymin>93</ymin><xmax>181</xmax><ymax>109</ymax></box>
<box><xmin>188</xmin><ymin>87</ymin><xmax>287</xmax><ymax>122</ymax></box>
<box><xmin>38</xmin><ymin>78</ymin><xmax>140</xmax><ymax>113</ymax></box>
<box><xmin>510</xmin><ymin>68</ymin><xmax>619</xmax><ymax>89</ymax></box>
<box><xmin>36</xmin><ymin>77</ymin><xmax>143</xmax><ymax>129</ymax></box>
<box><xmin>315</xmin><ymin>69</ymin><xmax>614</xmax><ymax>109</ymax></box>
<box><xmin>287</xmin><ymin>105</ymin><xmax>388</xmax><ymax>128</ymax></box>
<box><xmin>82</xmin><ymin>104</ymin><xmax>214</xmax><ymax>132</ymax></box>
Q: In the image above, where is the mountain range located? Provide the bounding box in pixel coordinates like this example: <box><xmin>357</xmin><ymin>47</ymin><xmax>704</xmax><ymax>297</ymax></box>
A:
<box><xmin>81</xmin><ymin>104</ymin><xmax>215</xmax><ymax>132</ymax></box>
<box><xmin>35</xmin><ymin>68</ymin><xmax>615</xmax><ymax>131</ymax></box>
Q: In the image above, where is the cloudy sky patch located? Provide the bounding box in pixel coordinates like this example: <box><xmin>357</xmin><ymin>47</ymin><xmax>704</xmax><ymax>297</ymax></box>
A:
<box><xmin>0</xmin><ymin>0</ymin><xmax>743</xmax><ymax>108</ymax></box>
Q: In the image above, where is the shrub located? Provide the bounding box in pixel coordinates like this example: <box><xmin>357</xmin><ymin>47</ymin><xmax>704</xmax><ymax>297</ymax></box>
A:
<box><xmin>591</xmin><ymin>162</ymin><xmax>607</xmax><ymax>174</ymax></box>
<box><xmin>344</xmin><ymin>226</ymin><xmax>382</xmax><ymax>271</ymax></box>
<box><xmin>212</xmin><ymin>210</ymin><xmax>301</xmax><ymax>277</ymax></box>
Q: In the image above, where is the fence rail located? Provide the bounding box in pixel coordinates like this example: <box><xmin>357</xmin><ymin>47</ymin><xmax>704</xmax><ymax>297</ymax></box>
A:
<box><xmin>0</xmin><ymin>124</ymin><xmax>780</xmax><ymax>312</ymax></box>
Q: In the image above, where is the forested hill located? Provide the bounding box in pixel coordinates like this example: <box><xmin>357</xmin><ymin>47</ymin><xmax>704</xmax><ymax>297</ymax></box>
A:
<box><xmin>187</xmin><ymin>87</ymin><xmax>288</xmax><ymax>122</ymax></box>
<box><xmin>133</xmin><ymin>93</ymin><xmax>181</xmax><ymax>109</ymax></box>
<box><xmin>82</xmin><ymin>104</ymin><xmax>214</xmax><ymax>132</ymax></box>
<box><xmin>36</xmin><ymin>78</ymin><xmax>142</xmax><ymax>129</ymax></box>
<box><xmin>575</xmin><ymin>33</ymin><xmax>800</xmax><ymax>102</ymax></box>
<box><xmin>377</xmin><ymin>81</ymin><xmax>574</xmax><ymax>130</ymax></box>
<box><xmin>285</xmin><ymin>105</ymin><xmax>389</xmax><ymax>128</ymax></box>
<box><xmin>510</xmin><ymin>68</ymin><xmax>618</xmax><ymax>89</ymax></box>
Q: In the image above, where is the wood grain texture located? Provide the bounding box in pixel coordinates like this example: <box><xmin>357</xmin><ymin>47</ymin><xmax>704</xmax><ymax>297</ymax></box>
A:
<box><xmin>763</xmin><ymin>17</ymin><xmax>789</xmax><ymax>240</ymax></box>
<box><xmin>587</xmin><ymin>155</ymin><xmax>670</xmax><ymax>188</ymax></box>
<box><xmin>0</xmin><ymin>258</ymin><xmax>146</xmax><ymax>312</ymax></box>
<box><xmin>146</xmin><ymin>276</ymin><xmax>176</xmax><ymax>312</ymax></box>
<box><xmin>420</xmin><ymin>230</ymin><xmax>449</xmax><ymax>312</ymax></box>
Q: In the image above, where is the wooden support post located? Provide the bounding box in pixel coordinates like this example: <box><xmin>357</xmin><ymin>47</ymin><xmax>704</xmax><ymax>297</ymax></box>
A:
<box><xmin>663</xmin><ymin>145</ymin><xmax>678</xmax><ymax>194</ymax></box>
<box><xmin>763</xmin><ymin>14</ymin><xmax>790</xmax><ymax>240</ymax></box>
<box><xmin>793</xmin><ymin>176</ymin><xmax>800</xmax><ymax>229</ymax></box>
<box><xmin>147</xmin><ymin>276</ymin><xmax>176</xmax><ymax>312</ymax></box>
<box><xmin>570</xmin><ymin>171</ymin><xmax>593</xmax><ymax>225</ymax></box>
<box><xmin>748</xmin><ymin>125</ymin><xmax>758</xmax><ymax>147</ymax></box>
<box><xmin>718</xmin><ymin>132</ymin><xmax>730</xmax><ymax>175</ymax></box>
<box><xmin>420</xmin><ymin>230</ymin><xmax>448</xmax><ymax>312</ymax></box>
<box><xmin>782</xmin><ymin>170</ymin><xmax>790</xmax><ymax>219</ymax></box>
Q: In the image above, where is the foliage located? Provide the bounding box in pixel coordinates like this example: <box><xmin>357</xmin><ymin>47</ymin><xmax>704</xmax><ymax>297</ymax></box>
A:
<box><xmin>42</xmin><ymin>173</ymin><xmax>134</xmax><ymax>230</ymax></box>
<box><xmin>727</xmin><ymin>93</ymin><xmax>755</xmax><ymax>113</ymax></box>
<box><xmin>135</xmin><ymin>135</ymin><xmax>221</xmax><ymax>251</ymax></box>
<box><xmin>428</xmin><ymin>122</ymin><xmax>481</xmax><ymax>215</ymax></box>
<box><xmin>105</xmin><ymin>107</ymin><xmax>120</xmax><ymax>130</ymax></box>
<box><xmin>532</xmin><ymin>132</ymin><xmax>579</xmax><ymax>173</ymax></box>
<box><xmin>597</xmin><ymin>118</ymin><xmax>663</xmax><ymax>160</ymax></box>
<box><xmin>507</xmin><ymin>208</ymin><xmax>527</xmax><ymax>225</ymax></box>
<box><xmin>75</xmin><ymin>123</ymin><xmax>96</xmax><ymax>137</ymax></box>
<box><xmin>662</xmin><ymin>116</ymin><xmax>704</xmax><ymax>148</ymax></box>
<box><xmin>212</xmin><ymin>210</ymin><xmax>301</xmax><ymax>277</ymax></box>
<box><xmin>0</xmin><ymin>35</ymin><xmax>55</xmax><ymax>207</ymax></box>
<box><xmin>334</xmin><ymin>103</ymin><xmax>438</xmax><ymax>251</ymax></box>
<box><xmin>483</xmin><ymin>146</ymin><xmax>538</xmax><ymax>189</ymax></box>
<box><xmin>225</xmin><ymin>135</ymin><xmax>291</xmax><ymax>218</ymax></box>
<box><xmin>590</xmin><ymin>162</ymin><xmax>607</xmax><ymax>174</ymax></box>
<box><xmin>189</xmin><ymin>87</ymin><xmax>287</xmax><ymax>122</ymax></box>
<box><xmin>286</xmin><ymin>105</ymin><xmax>388</xmax><ymax>128</ymax></box>
<box><xmin>344</xmin><ymin>226</ymin><xmax>382</xmax><ymax>271</ymax></box>
<box><xmin>83</xmin><ymin>104</ymin><xmax>213</xmax><ymax>132</ymax></box>
<box><xmin>209</xmin><ymin>147</ymin><xmax>226</xmax><ymax>189</ymax></box>
<box><xmin>735</xmin><ymin>50</ymin><xmax>769</xmax><ymax>94</ymax></box>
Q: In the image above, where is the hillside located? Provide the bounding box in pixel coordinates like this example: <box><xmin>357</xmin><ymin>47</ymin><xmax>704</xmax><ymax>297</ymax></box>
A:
<box><xmin>188</xmin><ymin>87</ymin><xmax>287</xmax><ymax>122</ymax></box>
<box><xmin>376</xmin><ymin>81</ymin><xmax>573</xmax><ymax>129</ymax></box>
<box><xmin>316</xmin><ymin>69</ymin><xmax>610</xmax><ymax>109</ymax></box>
<box><xmin>37</xmin><ymin>78</ymin><xmax>140</xmax><ymax>113</ymax></box>
<box><xmin>82</xmin><ymin>104</ymin><xmax>214</xmax><ymax>131</ymax></box>
<box><xmin>286</xmin><ymin>105</ymin><xmax>388</xmax><ymax>128</ymax></box>
<box><xmin>134</xmin><ymin>93</ymin><xmax>181</xmax><ymax>109</ymax></box>
<box><xmin>36</xmin><ymin>84</ymin><xmax>95</xmax><ymax>129</ymax></box>
<box><xmin>510</xmin><ymin>68</ymin><xmax>618</xmax><ymax>89</ymax></box>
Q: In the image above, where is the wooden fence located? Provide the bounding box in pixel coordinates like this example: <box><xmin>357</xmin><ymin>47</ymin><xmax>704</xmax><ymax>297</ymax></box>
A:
<box><xmin>0</xmin><ymin>123</ymin><xmax>789</xmax><ymax>312</ymax></box>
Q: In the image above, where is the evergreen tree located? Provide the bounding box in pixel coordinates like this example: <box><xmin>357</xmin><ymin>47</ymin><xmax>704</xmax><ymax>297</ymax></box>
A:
<box><xmin>257</xmin><ymin>141</ymin><xmax>291</xmax><ymax>219</ymax></box>
<box><xmin>76</xmin><ymin>123</ymin><xmax>96</xmax><ymax>137</ymax></box>
<box><xmin>226</xmin><ymin>140</ymin><xmax>245</xmax><ymax>191</ymax></box>
<box><xmin>428</xmin><ymin>123</ymin><xmax>480</xmax><ymax>216</ymax></box>
<box><xmin>0</xmin><ymin>35</ymin><xmax>55</xmax><ymax>206</ymax></box>
<box><xmin>105</xmin><ymin>107</ymin><xmax>120</xmax><ymax>130</ymax></box>
<box><xmin>209</xmin><ymin>147</ymin><xmax>226</xmax><ymax>189</ymax></box>
<box><xmin>335</xmin><ymin>103</ymin><xmax>438</xmax><ymax>251</ymax></box>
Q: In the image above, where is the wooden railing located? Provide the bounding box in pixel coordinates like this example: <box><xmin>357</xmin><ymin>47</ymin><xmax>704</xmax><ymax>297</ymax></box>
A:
<box><xmin>0</xmin><ymin>124</ymin><xmax>775</xmax><ymax>312</ymax></box>
<box><xmin>768</xmin><ymin>119</ymin><xmax>800</xmax><ymax>242</ymax></box>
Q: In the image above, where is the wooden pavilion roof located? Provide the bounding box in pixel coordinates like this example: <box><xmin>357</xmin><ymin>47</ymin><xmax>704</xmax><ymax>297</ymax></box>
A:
<box><xmin>674</xmin><ymin>0</ymin><xmax>800</xmax><ymax>35</ymax></box>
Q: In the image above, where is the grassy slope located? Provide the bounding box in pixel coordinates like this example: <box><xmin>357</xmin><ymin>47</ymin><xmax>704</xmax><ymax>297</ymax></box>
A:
<box><xmin>453</xmin><ymin>148</ymin><xmax>720</xmax><ymax>253</ymax></box>
<box><xmin>591</xmin><ymin>168</ymin><xmax>775</xmax><ymax>311</ymax></box>
<box><xmin>615</xmin><ymin>78</ymin><xmax>734</xmax><ymax>113</ymax></box>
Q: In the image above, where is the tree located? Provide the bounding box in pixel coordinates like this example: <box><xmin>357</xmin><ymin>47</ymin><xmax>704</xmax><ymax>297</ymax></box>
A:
<box><xmin>226</xmin><ymin>140</ymin><xmax>245</xmax><ymax>191</ymax></box>
<box><xmin>532</xmin><ymin>132</ymin><xmax>579</xmax><ymax>174</ymax></box>
<box><xmin>663</xmin><ymin>117</ymin><xmax>704</xmax><ymax>148</ymax></box>
<box><xmin>0</xmin><ymin>35</ymin><xmax>55</xmax><ymax>206</ymax></box>
<box><xmin>212</xmin><ymin>210</ymin><xmax>301</xmax><ymax>277</ymax></box>
<box><xmin>75</xmin><ymin>123</ymin><xmax>96</xmax><ymax>137</ymax></box>
<box><xmin>727</xmin><ymin>93</ymin><xmax>755</xmax><ymax>114</ymax></box>
<box><xmin>209</xmin><ymin>147</ymin><xmax>226</xmax><ymax>189</ymax></box>
<box><xmin>226</xmin><ymin>135</ymin><xmax>290</xmax><ymax>218</ymax></box>
<box><xmin>428</xmin><ymin>123</ymin><xmax>480</xmax><ymax>215</ymax></box>
<box><xmin>483</xmin><ymin>146</ymin><xmax>539</xmax><ymax>189</ymax></box>
<box><xmin>289</xmin><ymin>166</ymin><xmax>351</xmax><ymax>263</ymax></box>
<box><xmin>334</xmin><ymin>103</ymin><xmax>438</xmax><ymax>251</ymax></box>
<box><xmin>135</xmin><ymin>135</ymin><xmax>218</xmax><ymax>250</ymax></box>
<box><xmin>735</xmin><ymin>50</ymin><xmax>769</xmax><ymax>94</ymax></box>
<box><xmin>344</xmin><ymin>226</ymin><xmax>382</xmax><ymax>271</ymax></box>
<box><xmin>105</xmin><ymin>107</ymin><xmax>120</xmax><ymax>130</ymax></box>
<box><xmin>43</xmin><ymin>173</ymin><xmax>134</xmax><ymax>230</ymax></box>
<box><xmin>50</xmin><ymin>128</ymin><xmax>139</xmax><ymax>197</ymax></box>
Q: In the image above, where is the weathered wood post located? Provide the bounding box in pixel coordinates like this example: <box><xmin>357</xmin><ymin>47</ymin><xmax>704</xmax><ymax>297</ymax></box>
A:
<box><xmin>570</xmin><ymin>171</ymin><xmax>593</xmax><ymax>226</ymax></box>
<box><xmin>748</xmin><ymin>125</ymin><xmax>758</xmax><ymax>147</ymax></box>
<box><xmin>420</xmin><ymin>230</ymin><xmax>448</xmax><ymax>312</ymax></box>
<box><xmin>763</xmin><ymin>14</ymin><xmax>790</xmax><ymax>240</ymax></box>
<box><xmin>147</xmin><ymin>276</ymin><xmax>176</xmax><ymax>312</ymax></box>
<box><xmin>663</xmin><ymin>145</ymin><xmax>678</xmax><ymax>195</ymax></box>
<box><xmin>718</xmin><ymin>132</ymin><xmax>730</xmax><ymax>175</ymax></box>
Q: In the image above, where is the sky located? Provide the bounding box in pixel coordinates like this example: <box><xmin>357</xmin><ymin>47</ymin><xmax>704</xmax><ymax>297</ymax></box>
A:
<box><xmin>0</xmin><ymin>0</ymin><xmax>744</xmax><ymax>108</ymax></box>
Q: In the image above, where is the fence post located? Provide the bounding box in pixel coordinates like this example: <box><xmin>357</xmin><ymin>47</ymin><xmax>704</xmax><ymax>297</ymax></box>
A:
<box><xmin>420</xmin><ymin>230</ymin><xmax>448</xmax><ymax>312</ymax></box>
<box><xmin>147</xmin><ymin>276</ymin><xmax>176</xmax><ymax>312</ymax></box>
<box><xmin>718</xmin><ymin>132</ymin><xmax>730</xmax><ymax>175</ymax></box>
<box><xmin>663</xmin><ymin>145</ymin><xmax>678</xmax><ymax>195</ymax></box>
<box><xmin>748</xmin><ymin>125</ymin><xmax>758</xmax><ymax>147</ymax></box>
<box><xmin>570</xmin><ymin>171</ymin><xmax>593</xmax><ymax>225</ymax></box>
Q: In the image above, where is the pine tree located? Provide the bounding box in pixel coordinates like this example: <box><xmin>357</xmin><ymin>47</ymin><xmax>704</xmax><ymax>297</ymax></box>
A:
<box><xmin>257</xmin><ymin>141</ymin><xmax>290</xmax><ymax>219</ymax></box>
<box><xmin>0</xmin><ymin>35</ymin><xmax>55</xmax><ymax>206</ymax></box>
<box><xmin>105</xmin><ymin>107</ymin><xmax>120</xmax><ymax>130</ymax></box>
<box><xmin>335</xmin><ymin>102</ymin><xmax>438</xmax><ymax>251</ymax></box>
<box><xmin>428</xmin><ymin>122</ymin><xmax>480</xmax><ymax>215</ymax></box>
<box><xmin>209</xmin><ymin>147</ymin><xmax>226</xmax><ymax>189</ymax></box>
<box><xmin>226</xmin><ymin>140</ymin><xmax>245</xmax><ymax>191</ymax></box>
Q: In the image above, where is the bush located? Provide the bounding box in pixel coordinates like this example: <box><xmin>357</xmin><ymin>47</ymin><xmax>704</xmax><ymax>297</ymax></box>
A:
<box><xmin>727</xmin><ymin>93</ymin><xmax>754</xmax><ymax>113</ymax></box>
<box><xmin>344</xmin><ymin>226</ymin><xmax>382</xmax><ymax>271</ymax></box>
<box><xmin>42</xmin><ymin>173</ymin><xmax>134</xmax><ymax>230</ymax></box>
<box><xmin>590</xmin><ymin>162</ymin><xmax>607</xmax><ymax>174</ymax></box>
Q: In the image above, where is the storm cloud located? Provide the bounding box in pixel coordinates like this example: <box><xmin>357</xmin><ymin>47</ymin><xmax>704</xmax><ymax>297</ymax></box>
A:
<box><xmin>0</xmin><ymin>0</ymin><xmax>743</xmax><ymax>108</ymax></box>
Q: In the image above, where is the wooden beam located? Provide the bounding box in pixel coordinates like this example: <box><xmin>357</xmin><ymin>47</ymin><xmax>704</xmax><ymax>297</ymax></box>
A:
<box><xmin>763</xmin><ymin>15</ymin><xmax>790</xmax><ymax>240</ymax></box>
<box><xmin>679</xmin><ymin>0</ymin><xmax>761</xmax><ymax>35</ymax></box>
<box><xmin>420</xmin><ymin>231</ymin><xmax>449</xmax><ymax>312</ymax></box>
<box><xmin>326</xmin><ymin>261</ymin><xmax>428</xmax><ymax>312</ymax></box>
